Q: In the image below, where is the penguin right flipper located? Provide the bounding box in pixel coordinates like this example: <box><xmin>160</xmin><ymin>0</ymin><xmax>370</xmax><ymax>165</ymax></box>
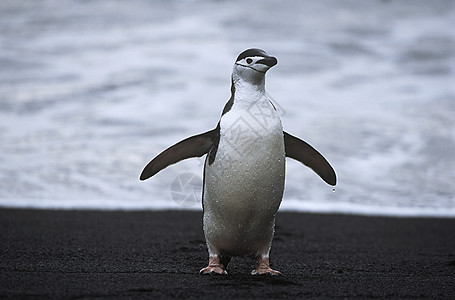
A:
<box><xmin>284</xmin><ymin>131</ymin><xmax>337</xmax><ymax>186</ymax></box>
<box><xmin>140</xmin><ymin>127</ymin><xmax>219</xmax><ymax>181</ymax></box>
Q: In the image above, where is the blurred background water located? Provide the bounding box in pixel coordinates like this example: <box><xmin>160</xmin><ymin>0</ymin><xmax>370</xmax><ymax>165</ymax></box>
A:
<box><xmin>0</xmin><ymin>0</ymin><xmax>454</xmax><ymax>216</ymax></box>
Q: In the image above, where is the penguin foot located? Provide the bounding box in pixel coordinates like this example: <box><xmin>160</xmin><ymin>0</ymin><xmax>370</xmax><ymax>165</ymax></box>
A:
<box><xmin>251</xmin><ymin>267</ymin><xmax>282</xmax><ymax>276</ymax></box>
<box><xmin>199</xmin><ymin>265</ymin><xmax>228</xmax><ymax>275</ymax></box>
<box><xmin>199</xmin><ymin>255</ymin><xmax>228</xmax><ymax>275</ymax></box>
<box><xmin>251</xmin><ymin>256</ymin><xmax>282</xmax><ymax>276</ymax></box>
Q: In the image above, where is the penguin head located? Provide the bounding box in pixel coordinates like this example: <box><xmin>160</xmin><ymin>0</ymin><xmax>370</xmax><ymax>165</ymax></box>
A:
<box><xmin>233</xmin><ymin>48</ymin><xmax>277</xmax><ymax>85</ymax></box>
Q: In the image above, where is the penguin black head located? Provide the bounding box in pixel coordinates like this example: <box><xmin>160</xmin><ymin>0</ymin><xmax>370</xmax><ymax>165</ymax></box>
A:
<box><xmin>233</xmin><ymin>49</ymin><xmax>277</xmax><ymax>86</ymax></box>
<box><xmin>234</xmin><ymin>48</ymin><xmax>277</xmax><ymax>74</ymax></box>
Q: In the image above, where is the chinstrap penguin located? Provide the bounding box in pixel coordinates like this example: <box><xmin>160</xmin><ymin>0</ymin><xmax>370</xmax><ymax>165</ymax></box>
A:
<box><xmin>140</xmin><ymin>48</ymin><xmax>336</xmax><ymax>275</ymax></box>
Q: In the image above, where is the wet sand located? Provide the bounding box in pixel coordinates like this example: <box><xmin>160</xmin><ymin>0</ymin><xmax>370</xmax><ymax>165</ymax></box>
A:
<box><xmin>1</xmin><ymin>208</ymin><xmax>454</xmax><ymax>299</ymax></box>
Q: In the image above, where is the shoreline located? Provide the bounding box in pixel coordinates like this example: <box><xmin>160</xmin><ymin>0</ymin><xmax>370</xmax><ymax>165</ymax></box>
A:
<box><xmin>1</xmin><ymin>204</ymin><xmax>454</xmax><ymax>219</ymax></box>
<box><xmin>1</xmin><ymin>208</ymin><xmax>454</xmax><ymax>299</ymax></box>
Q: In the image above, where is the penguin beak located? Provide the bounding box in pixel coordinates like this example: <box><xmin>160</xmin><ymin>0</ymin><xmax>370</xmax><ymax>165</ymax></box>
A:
<box><xmin>257</xmin><ymin>56</ymin><xmax>278</xmax><ymax>68</ymax></box>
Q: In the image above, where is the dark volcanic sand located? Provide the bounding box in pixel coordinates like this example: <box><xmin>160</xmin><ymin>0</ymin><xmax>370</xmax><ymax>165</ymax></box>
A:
<box><xmin>1</xmin><ymin>209</ymin><xmax>454</xmax><ymax>299</ymax></box>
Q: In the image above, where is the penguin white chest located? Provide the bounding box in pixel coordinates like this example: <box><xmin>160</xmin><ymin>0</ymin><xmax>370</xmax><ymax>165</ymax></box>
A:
<box><xmin>203</xmin><ymin>97</ymin><xmax>285</xmax><ymax>256</ymax></box>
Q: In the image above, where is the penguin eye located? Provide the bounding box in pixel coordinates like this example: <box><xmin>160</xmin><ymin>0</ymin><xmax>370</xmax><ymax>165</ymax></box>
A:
<box><xmin>246</xmin><ymin>58</ymin><xmax>253</xmax><ymax>64</ymax></box>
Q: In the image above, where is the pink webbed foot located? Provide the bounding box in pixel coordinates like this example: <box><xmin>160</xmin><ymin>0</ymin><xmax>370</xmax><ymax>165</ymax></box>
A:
<box><xmin>199</xmin><ymin>265</ymin><xmax>227</xmax><ymax>275</ymax></box>
<box><xmin>199</xmin><ymin>255</ymin><xmax>228</xmax><ymax>275</ymax></box>
<box><xmin>251</xmin><ymin>256</ymin><xmax>282</xmax><ymax>276</ymax></box>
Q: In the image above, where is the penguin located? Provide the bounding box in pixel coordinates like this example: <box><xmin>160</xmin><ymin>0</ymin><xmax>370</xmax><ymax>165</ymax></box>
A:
<box><xmin>140</xmin><ymin>48</ymin><xmax>336</xmax><ymax>275</ymax></box>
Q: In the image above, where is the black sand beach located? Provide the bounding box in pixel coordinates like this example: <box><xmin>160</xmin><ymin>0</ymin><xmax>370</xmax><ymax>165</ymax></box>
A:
<box><xmin>1</xmin><ymin>209</ymin><xmax>454</xmax><ymax>299</ymax></box>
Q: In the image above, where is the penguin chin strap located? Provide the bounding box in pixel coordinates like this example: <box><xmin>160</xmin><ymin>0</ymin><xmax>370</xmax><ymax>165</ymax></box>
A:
<box><xmin>235</xmin><ymin>63</ymin><xmax>267</xmax><ymax>74</ymax></box>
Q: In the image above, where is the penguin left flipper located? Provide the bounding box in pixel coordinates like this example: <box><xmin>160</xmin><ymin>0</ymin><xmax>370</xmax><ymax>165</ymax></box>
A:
<box><xmin>284</xmin><ymin>131</ymin><xmax>337</xmax><ymax>186</ymax></box>
<box><xmin>140</xmin><ymin>128</ymin><xmax>219</xmax><ymax>181</ymax></box>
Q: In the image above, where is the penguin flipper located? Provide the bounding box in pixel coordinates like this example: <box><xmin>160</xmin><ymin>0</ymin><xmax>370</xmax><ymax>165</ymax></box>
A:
<box><xmin>140</xmin><ymin>128</ymin><xmax>218</xmax><ymax>181</ymax></box>
<box><xmin>284</xmin><ymin>131</ymin><xmax>337</xmax><ymax>186</ymax></box>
